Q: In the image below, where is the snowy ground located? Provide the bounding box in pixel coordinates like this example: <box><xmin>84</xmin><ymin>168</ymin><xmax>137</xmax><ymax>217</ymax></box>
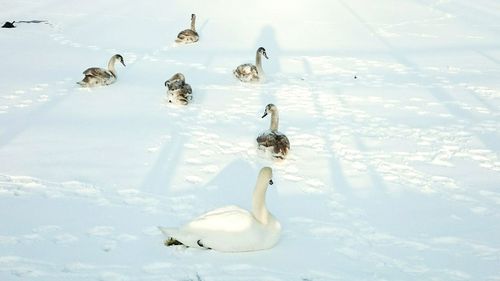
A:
<box><xmin>1</xmin><ymin>0</ymin><xmax>500</xmax><ymax>280</ymax></box>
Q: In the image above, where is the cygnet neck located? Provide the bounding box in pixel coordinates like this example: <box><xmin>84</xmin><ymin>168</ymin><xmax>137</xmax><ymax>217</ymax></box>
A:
<box><xmin>191</xmin><ymin>14</ymin><xmax>196</xmax><ymax>31</ymax></box>
<box><xmin>268</xmin><ymin>108</ymin><xmax>279</xmax><ymax>132</ymax></box>
<box><xmin>256</xmin><ymin>50</ymin><xmax>264</xmax><ymax>76</ymax></box>
<box><xmin>108</xmin><ymin>56</ymin><xmax>118</xmax><ymax>77</ymax></box>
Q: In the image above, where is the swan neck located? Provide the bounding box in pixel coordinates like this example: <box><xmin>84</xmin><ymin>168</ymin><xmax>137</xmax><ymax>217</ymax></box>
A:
<box><xmin>108</xmin><ymin>56</ymin><xmax>117</xmax><ymax>77</ymax></box>
<box><xmin>256</xmin><ymin>51</ymin><xmax>263</xmax><ymax>75</ymax></box>
<box><xmin>252</xmin><ymin>176</ymin><xmax>270</xmax><ymax>224</ymax></box>
<box><xmin>191</xmin><ymin>15</ymin><xmax>196</xmax><ymax>31</ymax></box>
<box><xmin>269</xmin><ymin>109</ymin><xmax>279</xmax><ymax>131</ymax></box>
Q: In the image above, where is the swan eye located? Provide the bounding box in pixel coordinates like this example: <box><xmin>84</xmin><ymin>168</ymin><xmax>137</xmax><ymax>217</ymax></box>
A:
<box><xmin>269</xmin><ymin>179</ymin><xmax>273</xmax><ymax>185</ymax></box>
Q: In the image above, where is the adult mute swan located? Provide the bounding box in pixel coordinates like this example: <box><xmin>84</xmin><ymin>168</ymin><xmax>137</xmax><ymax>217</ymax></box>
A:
<box><xmin>77</xmin><ymin>54</ymin><xmax>125</xmax><ymax>87</ymax></box>
<box><xmin>233</xmin><ymin>47</ymin><xmax>268</xmax><ymax>82</ymax></box>
<box><xmin>159</xmin><ymin>167</ymin><xmax>281</xmax><ymax>252</ymax></box>
<box><xmin>257</xmin><ymin>104</ymin><xmax>290</xmax><ymax>159</ymax></box>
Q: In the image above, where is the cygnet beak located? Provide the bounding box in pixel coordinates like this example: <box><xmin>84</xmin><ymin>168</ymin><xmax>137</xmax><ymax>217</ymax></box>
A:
<box><xmin>269</xmin><ymin>179</ymin><xmax>273</xmax><ymax>185</ymax></box>
<box><xmin>261</xmin><ymin>112</ymin><xmax>268</xmax><ymax>118</ymax></box>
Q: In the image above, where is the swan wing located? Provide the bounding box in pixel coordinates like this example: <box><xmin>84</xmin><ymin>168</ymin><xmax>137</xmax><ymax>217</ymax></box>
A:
<box><xmin>159</xmin><ymin>206</ymin><xmax>256</xmax><ymax>249</ymax></box>
<box><xmin>235</xmin><ymin>64</ymin><xmax>258</xmax><ymax>76</ymax></box>
<box><xmin>83</xmin><ymin>67</ymin><xmax>113</xmax><ymax>78</ymax></box>
<box><xmin>257</xmin><ymin>130</ymin><xmax>277</xmax><ymax>147</ymax></box>
<box><xmin>176</xmin><ymin>29</ymin><xmax>199</xmax><ymax>43</ymax></box>
<box><xmin>257</xmin><ymin>131</ymin><xmax>290</xmax><ymax>158</ymax></box>
<box><xmin>186</xmin><ymin>205</ymin><xmax>254</xmax><ymax>232</ymax></box>
<box><xmin>273</xmin><ymin>132</ymin><xmax>290</xmax><ymax>154</ymax></box>
<box><xmin>177</xmin><ymin>29</ymin><xmax>198</xmax><ymax>38</ymax></box>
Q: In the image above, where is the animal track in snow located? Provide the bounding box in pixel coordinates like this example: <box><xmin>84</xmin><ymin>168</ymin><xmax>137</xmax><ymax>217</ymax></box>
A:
<box><xmin>185</xmin><ymin>175</ymin><xmax>203</xmax><ymax>184</ymax></box>
<box><xmin>87</xmin><ymin>226</ymin><xmax>115</xmax><ymax>237</ymax></box>
<box><xmin>142</xmin><ymin>262</ymin><xmax>173</xmax><ymax>274</ymax></box>
<box><xmin>0</xmin><ymin>80</ymin><xmax>72</xmax><ymax>114</ymax></box>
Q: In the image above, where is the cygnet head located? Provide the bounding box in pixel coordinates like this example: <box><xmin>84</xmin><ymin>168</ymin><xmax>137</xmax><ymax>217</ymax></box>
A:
<box><xmin>191</xmin><ymin>14</ymin><xmax>196</xmax><ymax>21</ymax></box>
<box><xmin>261</xmin><ymin>103</ymin><xmax>277</xmax><ymax>118</ymax></box>
<box><xmin>259</xmin><ymin>167</ymin><xmax>274</xmax><ymax>186</ymax></box>
<box><xmin>164</xmin><ymin>73</ymin><xmax>185</xmax><ymax>87</ymax></box>
<box><xmin>114</xmin><ymin>54</ymin><xmax>126</xmax><ymax>67</ymax></box>
<box><xmin>258</xmin><ymin>47</ymin><xmax>269</xmax><ymax>59</ymax></box>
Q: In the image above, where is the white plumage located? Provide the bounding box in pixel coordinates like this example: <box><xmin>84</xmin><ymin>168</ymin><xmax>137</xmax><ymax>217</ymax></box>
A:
<box><xmin>159</xmin><ymin>167</ymin><xmax>281</xmax><ymax>252</ymax></box>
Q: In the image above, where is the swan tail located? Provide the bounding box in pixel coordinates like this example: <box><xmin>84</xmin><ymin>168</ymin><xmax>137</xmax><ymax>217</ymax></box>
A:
<box><xmin>272</xmin><ymin>136</ymin><xmax>290</xmax><ymax>159</ymax></box>
<box><xmin>165</xmin><ymin>237</ymin><xmax>184</xmax><ymax>246</ymax></box>
<box><xmin>158</xmin><ymin>226</ymin><xmax>185</xmax><ymax>247</ymax></box>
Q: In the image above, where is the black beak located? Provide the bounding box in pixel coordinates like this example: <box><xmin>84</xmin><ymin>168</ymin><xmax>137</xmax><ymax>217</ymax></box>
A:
<box><xmin>261</xmin><ymin>112</ymin><xmax>268</xmax><ymax>118</ymax></box>
<box><xmin>164</xmin><ymin>81</ymin><xmax>168</xmax><ymax>87</ymax></box>
<box><xmin>263</xmin><ymin>52</ymin><xmax>269</xmax><ymax>59</ymax></box>
<box><xmin>269</xmin><ymin>179</ymin><xmax>273</xmax><ymax>185</ymax></box>
<box><xmin>121</xmin><ymin>60</ymin><xmax>126</xmax><ymax>67</ymax></box>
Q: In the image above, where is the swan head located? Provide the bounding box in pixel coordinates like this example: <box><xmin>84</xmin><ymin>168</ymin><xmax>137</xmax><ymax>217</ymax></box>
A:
<box><xmin>257</xmin><ymin>47</ymin><xmax>269</xmax><ymax>59</ymax></box>
<box><xmin>261</xmin><ymin>103</ymin><xmax>277</xmax><ymax>118</ymax></box>
<box><xmin>259</xmin><ymin>167</ymin><xmax>274</xmax><ymax>186</ymax></box>
<box><xmin>164</xmin><ymin>73</ymin><xmax>185</xmax><ymax>87</ymax></box>
<box><xmin>114</xmin><ymin>54</ymin><xmax>126</xmax><ymax>67</ymax></box>
<box><xmin>191</xmin><ymin>14</ymin><xmax>196</xmax><ymax>20</ymax></box>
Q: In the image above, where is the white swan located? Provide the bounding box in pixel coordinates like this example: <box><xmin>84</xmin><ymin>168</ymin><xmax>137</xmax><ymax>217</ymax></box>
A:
<box><xmin>175</xmin><ymin>14</ymin><xmax>199</xmax><ymax>44</ymax></box>
<box><xmin>77</xmin><ymin>54</ymin><xmax>125</xmax><ymax>87</ymax></box>
<box><xmin>159</xmin><ymin>167</ymin><xmax>281</xmax><ymax>252</ymax></box>
<box><xmin>257</xmin><ymin>104</ymin><xmax>290</xmax><ymax>159</ymax></box>
<box><xmin>233</xmin><ymin>47</ymin><xmax>268</xmax><ymax>82</ymax></box>
<box><xmin>164</xmin><ymin>73</ymin><xmax>193</xmax><ymax>105</ymax></box>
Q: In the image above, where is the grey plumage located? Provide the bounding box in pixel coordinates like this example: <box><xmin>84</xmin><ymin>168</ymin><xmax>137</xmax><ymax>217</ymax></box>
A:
<box><xmin>165</xmin><ymin>73</ymin><xmax>193</xmax><ymax>105</ymax></box>
<box><xmin>257</xmin><ymin>104</ymin><xmax>290</xmax><ymax>159</ymax></box>
<box><xmin>257</xmin><ymin>131</ymin><xmax>290</xmax><ymax>159</ymax></box>
<box><xmin>234</xmin><ymin>47</ymin><xmax>268</xmax><ymax>82</ymax></box>
<box><xmin>77</xmin><ymin>54</ymin><xmax>125</xmax><ymax>87</ymax></box>
<box><xmin>175</xmin><ymin>14</ymin><xmax>199</xmax><ymax>44</ymax></box>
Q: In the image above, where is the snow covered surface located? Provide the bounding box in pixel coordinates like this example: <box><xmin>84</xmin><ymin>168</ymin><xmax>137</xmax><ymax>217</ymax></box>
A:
<box><xmin>1</xmin><ymin>0</ymin><xmax>500</xmax><ymax>280</ymax></box>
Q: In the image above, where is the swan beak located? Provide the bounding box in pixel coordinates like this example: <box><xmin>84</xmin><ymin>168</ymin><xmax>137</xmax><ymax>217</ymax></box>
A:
<box><xmin>261</xmin><ymin>112</ymin><xmax>268</xmax><ymax>118</ymax></box>
<box><xmin>263</xmin><ymin>52</ymin><xmax>269</xmax><ymax>59</ymax></box>
<box><xmin>121</xmin><ymin>60</ymin><xmax>126</xmax><ymax>67</ymax></box>
<box><xmin>269</xmin><ymin>179</ymin><xmax>273</xmax><ymax>185</ymax></box>
<box><xmin>164</xmin><ymin>81</ymin><xmax>168</xmax><ymax>87</ymax></box>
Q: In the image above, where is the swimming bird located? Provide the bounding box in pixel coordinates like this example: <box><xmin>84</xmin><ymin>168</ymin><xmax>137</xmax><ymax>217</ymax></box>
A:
<box><xmin>2</xmin><ymin>21</ymin><xmax>15</xmax><ymax>28</ymax></box>
<box><xmin>257</xmin><ymin>104</ymin><xmax>290</xmax><ymax>159</ymax></box>
<box><xmin>77</xmin><ymin>54</ymin><xmax>125</xmax><ymax>87</ymax></box>
<box><xmin>175</xmin><ymin>14</ymin><xmax>199</xmax><ymax>44</ymax></box>
<box><xmin>159</xmin><ymin>167</ymin><xmax>281</xmax><ymax>252</ymax></box>
<box><xmin>233</xmin><ymin>47</ymin><xmax>268</xmax><ymax>82</ymax></box>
